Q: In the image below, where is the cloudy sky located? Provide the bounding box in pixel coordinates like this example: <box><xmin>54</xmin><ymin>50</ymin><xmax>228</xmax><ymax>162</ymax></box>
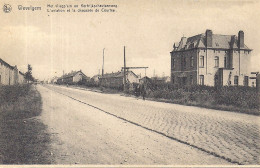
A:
<box><xmin>1</xmin><ymin>0</ymin><xmax>260</xmax><ymax>80</ymax></box>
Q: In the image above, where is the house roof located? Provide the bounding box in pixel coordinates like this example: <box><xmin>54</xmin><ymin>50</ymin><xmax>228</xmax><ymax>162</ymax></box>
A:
<box><xmin>0</xmin><ymin>58</ymin><xmax>15</xmax><ymax>70</ymax></box>
<box><xmin>19</xmin><ymin>71</ymin><xmax>25</xmax><ymax>76</ymax></box>
<box><xmin>100</xmin><ymin>70</ymin><xmax>139</xmax><ymax>79</ymax></box>
<box><xmin>58</xmin><ymin>70</ymin><xmax>88</xmax><ymax>79</ymax></box>
<box><xmin>173</xmin><ymin>32</ymin><xmax>251</xmax><ymax>52</ymax></box>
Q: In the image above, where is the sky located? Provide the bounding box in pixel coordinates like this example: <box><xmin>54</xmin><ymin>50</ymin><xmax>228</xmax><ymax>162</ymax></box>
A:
<box><xmin>0</xmin><ymin>0</ymin><xmax>260</xmax><ymax>80</ymax></box>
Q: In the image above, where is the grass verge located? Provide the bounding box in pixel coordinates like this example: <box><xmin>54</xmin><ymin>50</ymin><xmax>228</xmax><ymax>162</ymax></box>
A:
<box><xmin>0</xmin><ymin>84</ymin><xmax>52</xmax><ymax>164</ymax></box>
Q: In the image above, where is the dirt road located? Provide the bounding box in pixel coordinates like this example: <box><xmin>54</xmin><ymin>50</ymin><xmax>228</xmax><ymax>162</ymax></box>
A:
<box><xmin>37</xmin><ymin>85</ymin><xmax>231</xmax><ymax>165</ymax></box>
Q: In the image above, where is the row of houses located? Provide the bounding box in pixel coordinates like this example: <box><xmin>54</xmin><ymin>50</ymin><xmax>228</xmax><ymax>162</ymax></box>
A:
<box><xmin>51</xmin><ymin>69</ymin><xmax>171</xmax><ymax>89</ymax></box>
<box><xmin>0</xmin><ymin>58</ymin><xmax>26</xmax><ymax>85</ymax></box>
<box><xmin>170</xmin><ymin>29</ymin><xmax>257</xmax><ymax>87</ymax></box>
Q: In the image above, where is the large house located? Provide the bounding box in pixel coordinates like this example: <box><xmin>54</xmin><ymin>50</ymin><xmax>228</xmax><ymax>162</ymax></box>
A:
<box><xmin>170</xmin><ymin>30</ymin><xmax>252</xmax><ymax>86</ymax></box>
<box><xmin>100</xmin><ymin>70</ymin><xmax>139</xmax><ymax>88</ymax></box>
<box><xmin>57</xmin><ymin>70</ymin><xmax>90</xmax><ymax>85</ymax></box>
<box><xmin>0</xmin><ymin>58</ymin><xmax>25</xmax><ymax>85</ymax></box>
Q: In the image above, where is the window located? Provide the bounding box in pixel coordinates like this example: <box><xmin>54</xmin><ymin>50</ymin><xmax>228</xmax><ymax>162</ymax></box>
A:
<box><xmin>172</xmin><ymin>58</ymin><xmax>175</xmax><ymax>68</ymax></box>
<box><xmin>214</xmin><ymin>56</ymin><xmax>219</xmax><ymax>67</ymax></box>
<box><xmin>191</xmin><ymin>56</ymin><xmax>194</xmax><ymax>67</ymax></box>
<box><xmin>224</xmin><ymin>56</ymin><xmax>227</xmax><ymax>68</ymax></box>
<box><xmin>244</xmin><ymin>76</ymin><xmax>249</xmax><ymax>86</ymax></box>
<box><xmin>200</xmin><ymin>56</ymin><xmax>204</xmax><ymax>67</ymax></box>
<box><xmin>199</xmin><ymin>75</ymin><xmax>204</xmax><ymax>85</ymax></box>
<box><xmin>234</xmin><ymin>76</ymin><xmax>239</xmax><ymax>86</ymax></box>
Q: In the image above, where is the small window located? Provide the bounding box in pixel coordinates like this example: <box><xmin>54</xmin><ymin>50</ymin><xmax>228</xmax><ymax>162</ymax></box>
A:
<box><xmin>244</xmin><ymin>76</ymin><xmax>249</xmax><ymax>86</ymax></box>
<box><xmin>200</xmin><ymin>56</ymin><xmax>204</xmax><ymax>67</ymax></box>
<box><xmin>191</xmin><ymin>56</ymin><xmax>194</xmax><ymax>67</ymax></box>
<box><xmin>214</xmin><ymin>56</ymin><xmax>219</xmax><ymax>67</ymax></box>
<box><xmin>234</xmin><ymin>76</ymin><xmax>239</xmax><ymax>86</ymax></box>
<box><xmin>199</xmin><ymin>75</ymin><xmax>204</xmax><ymax>85</ymax></box>
<box><xmin>218</xmin><ymin>50</ymin><xmax>220</xmax><ymax>53</ymax></box>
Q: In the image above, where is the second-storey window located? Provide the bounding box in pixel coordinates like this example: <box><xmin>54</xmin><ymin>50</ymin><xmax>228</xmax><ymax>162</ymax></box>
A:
<box><xmin>183</xmin><ymin>57</ymin><xmax>187</xmax><ymax>68</ymax></box>
<box><xmin>224</xmin><ymin>56</ymin><xmax>227</xmax><ymax>68</ymax></box>
<box><xmin>200</xmin><ymin>56</ymin><xmax>204</xmax><ymax>67</ymax></box>
<box><xmin>191</xmin><ymin>56</ymin><xmax>194</xmax><ymax>67</ymax></box>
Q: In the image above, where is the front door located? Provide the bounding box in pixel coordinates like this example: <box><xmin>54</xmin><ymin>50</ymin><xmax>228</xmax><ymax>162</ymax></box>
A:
<box><xmin>214</xmin><ymin>69</ymin><xmax>223</xmax><ymax>87</ymax></box>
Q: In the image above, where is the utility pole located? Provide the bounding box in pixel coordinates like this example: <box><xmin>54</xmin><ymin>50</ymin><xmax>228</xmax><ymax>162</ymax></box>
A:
<box><xmin>123</xmin><ymin>46</ymin><xmax>126</xmax><ymax>91</ymax></box>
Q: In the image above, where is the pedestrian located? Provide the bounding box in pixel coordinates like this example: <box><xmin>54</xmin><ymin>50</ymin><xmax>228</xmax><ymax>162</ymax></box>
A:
<box><xmin>141</xmin><ymin>84</ymin><xmax>146</xmax><ymax>100</ymax></box>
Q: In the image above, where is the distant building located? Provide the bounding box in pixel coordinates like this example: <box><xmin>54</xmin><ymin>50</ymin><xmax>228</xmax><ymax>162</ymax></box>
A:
<box><xmin>0</xmin><ymin>58</ymin><xmax>25</xmax><ymax>85</ymax></box>
<box><xmin>170</xmin><ymin>30</ymin><xmax>252</xmax><ymax>86</ymax></box>
<box><xmin>100</xmin><ymin>70</ymin><xmax>139</xmax><ymax>88</ymax></box>
<box><xmin>57</xmin><ymin>70</ymin><xmax>90</xmax><ymax>85</ymax></box>
<box><xmin>50</xmin><ymin>76</ymin><xmax>59</xmax><ymax>84</ymax></box>
<box><xmin>139</xmin><ymin>76</ymin><xmax>152</xmax><ymax>85</ymax></box>
<box><xmin>18</xmin><ymin>71</ymin><xmax>25</xmax><ymax>84</ymax></box>
<box><xmin>91</xmin><ymin>74</ymin><xmax>101</xmax><ymax>84</ymax></box>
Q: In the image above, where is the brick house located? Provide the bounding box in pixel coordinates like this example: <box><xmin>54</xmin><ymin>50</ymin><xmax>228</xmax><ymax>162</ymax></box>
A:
<box><xmin>170</xmin><ymin>30</ymin><xmax>252</xmax><ymax>86</ymax></box>
<box><xmin>0</xmin><ymin>58</ymin><xmax>25</xmax><ymax>85</ymax></box>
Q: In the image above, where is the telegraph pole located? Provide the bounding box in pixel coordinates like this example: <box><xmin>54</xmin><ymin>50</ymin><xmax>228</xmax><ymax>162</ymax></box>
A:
<box><xmin>123</xmin><ymin>46</ymin><xmax>126</xmax><ymax>91</ymax></box>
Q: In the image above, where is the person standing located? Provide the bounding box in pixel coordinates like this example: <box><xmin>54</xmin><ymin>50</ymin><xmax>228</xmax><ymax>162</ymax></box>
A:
<box><xmin>141</xmin><ymin>84</ymin><xmax>146</xmax><ymax>100</ymax></box>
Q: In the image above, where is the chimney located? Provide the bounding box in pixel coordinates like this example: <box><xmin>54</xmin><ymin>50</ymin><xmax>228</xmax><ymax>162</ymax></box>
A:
<box><xmin>238</xmin><ymin>30</ymin><xmax>244</xmax><ymax>48</ymax></box>
<box><xmin>206</xmin><ymin>29</ymin><xmax>213</xmax><ymax>48</ymax></box>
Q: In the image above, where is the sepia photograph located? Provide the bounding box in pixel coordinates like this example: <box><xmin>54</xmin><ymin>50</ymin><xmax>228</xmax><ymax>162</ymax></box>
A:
<box><xmin>0</xmin><ymin>0</ymin><xmax>259</xmax><ymax>167</ymax></box>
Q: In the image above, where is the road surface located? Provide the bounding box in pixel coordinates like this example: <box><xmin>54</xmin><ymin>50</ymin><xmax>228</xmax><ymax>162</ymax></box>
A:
<box><xmin>37</xmin><ymin>84</ymin><xmax>259</xmax><ymax>165</ymax></box>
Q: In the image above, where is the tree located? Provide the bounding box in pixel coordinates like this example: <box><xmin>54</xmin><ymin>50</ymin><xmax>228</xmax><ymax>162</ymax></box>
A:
<box><xmin>25</xmin><ymin>64</ymin><xmax>34</xmax><ymax>83</ymax></box>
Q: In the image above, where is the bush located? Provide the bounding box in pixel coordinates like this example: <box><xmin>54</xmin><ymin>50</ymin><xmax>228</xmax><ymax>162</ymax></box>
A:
<box><xmin>145</xmin><ymin>83</ymin><xmax>259</xmax><ymax>115</ymax></box>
